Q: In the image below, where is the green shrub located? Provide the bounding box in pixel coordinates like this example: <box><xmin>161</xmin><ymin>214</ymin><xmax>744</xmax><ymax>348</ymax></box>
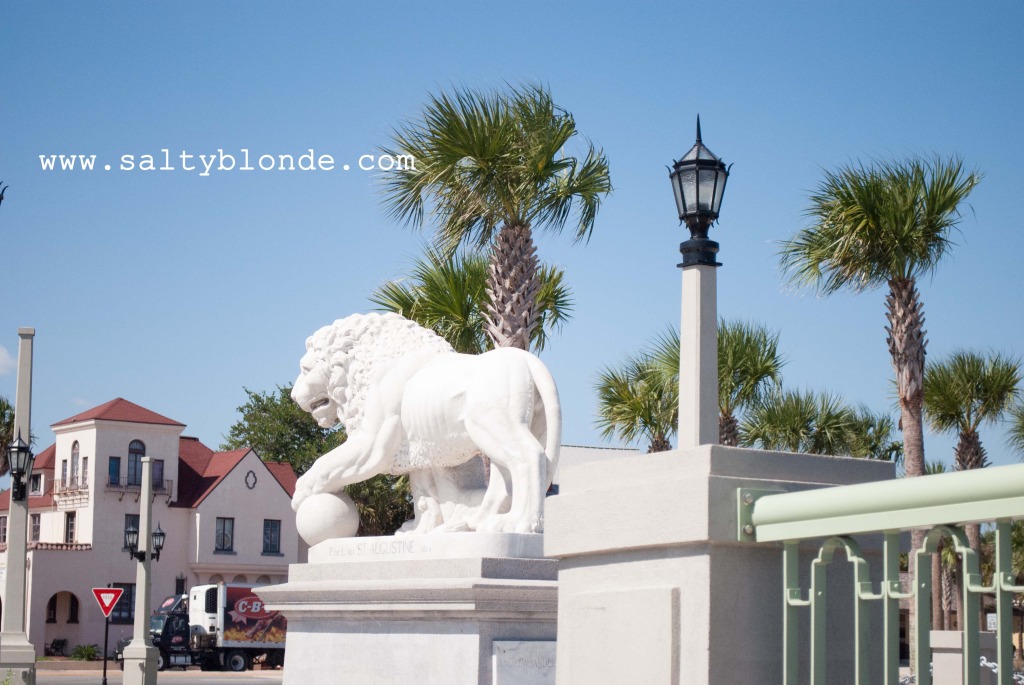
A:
<box><xmin>70</xmin><ymin>644</ymin><xmax>101</xmax><ymax>661</ymax></box>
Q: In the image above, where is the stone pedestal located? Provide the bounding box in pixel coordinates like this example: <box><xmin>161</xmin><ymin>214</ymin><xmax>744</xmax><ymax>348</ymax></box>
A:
<box><xmin>259</xmin><ymin>533</ymin><xmax>557</xmax><ymax>685</ymax></box>
<box><xmin>931</xmin><ymin>631</ymin><xmax>997</xmax><ymax>685</ymax></box>
<box><xmin>545</xmin><ymin>445</ymin><xmax>896</xmax><ymax>685</ymax></box>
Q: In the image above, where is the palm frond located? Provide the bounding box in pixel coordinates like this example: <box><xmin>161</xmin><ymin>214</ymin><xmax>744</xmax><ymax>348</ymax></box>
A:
<box><xmin>779</xmin><ymin>156</ymin><xmax>981</xmax><ymax>294</ymax></box>
<box><xmin>924</xmin><ymin>350</ymin><xmax>1021</xmax><ymax>435</ymax></box>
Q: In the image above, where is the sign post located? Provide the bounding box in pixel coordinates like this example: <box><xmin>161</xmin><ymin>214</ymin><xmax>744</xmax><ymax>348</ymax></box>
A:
<box><xmin>93</xmin><ymin>587</ymin><xmax>124</xmax><ymax>685</ymax></box>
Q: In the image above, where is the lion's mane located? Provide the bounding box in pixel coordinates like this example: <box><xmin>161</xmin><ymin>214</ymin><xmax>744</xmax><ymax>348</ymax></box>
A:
<box><xmin>305</xmin><ymin>312</ymin><xmax>454</xmax><ymax>433</ymax></box>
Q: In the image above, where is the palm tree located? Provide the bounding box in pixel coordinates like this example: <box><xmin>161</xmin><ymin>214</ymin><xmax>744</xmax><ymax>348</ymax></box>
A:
<box><xmin>1008</xmin><ymin>401</ymin><xmax>1024</xmax><ymax>458</ymax></box>
<box><xmin>924</xmin><ymin>351</ymin><xmax>1020</xmax><ymax>472</ymax></box>
<box><xmin>740</xmin><ymin>389</ymin><xmax>858</xmax><ymax>455</ymax></box>
<box><xmin>595</xmin><ymin>355</ymin><xmax>676</xmax><ymax>453</ymax></box>
<box><xmin>643</xmin><ymin>322</ymin><xmax>785</xmax><ymax>446</ymax></box>
<box><xmin>780</xmin><ymin>157</ymin><xmax>981</xmax><ymax>484</ymax></box>
<box><xmin>381</xmin><ymin>84</ymin><xmax>611</xmax><ymax>350</ymax></box>
<box><xmin>923</xmin><ymin>350</ymin><xmax>1020</xmax><ymax>566</ymax></box>
<box><xmin>369</xmin><ymin>248</ymin><xmax>572</xmax><ymax>354</ymax></box>
<box><xmin>0</xmin><ymin>395</ymin><xmax>13</xmax><ymax>475</ymax></box>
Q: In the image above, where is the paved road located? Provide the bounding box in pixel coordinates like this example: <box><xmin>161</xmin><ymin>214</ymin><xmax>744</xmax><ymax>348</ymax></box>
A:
<box><xmin>38</xmin><ymin>671</ymin><xmax>283</xmax><ymax>685</ymax></box>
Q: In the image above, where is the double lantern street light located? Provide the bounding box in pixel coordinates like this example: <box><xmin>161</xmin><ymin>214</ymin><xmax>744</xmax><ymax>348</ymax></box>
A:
<box><xmin>124</xmin><ymin>523</ymin><xmax>166</xmax><ymax>562</ymax></box>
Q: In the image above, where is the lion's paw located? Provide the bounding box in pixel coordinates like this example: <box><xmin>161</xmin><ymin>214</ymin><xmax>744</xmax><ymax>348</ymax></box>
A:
<box><xmin>475</xmin><ymin>514</ymin><xmax>541</xmax><ymax>535</ymax></box>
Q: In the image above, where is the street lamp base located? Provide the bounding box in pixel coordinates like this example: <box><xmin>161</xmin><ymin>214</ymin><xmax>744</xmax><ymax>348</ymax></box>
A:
<box><xmin>0</xmin><ymin>631</ymin><xmax>37</xmax><ymax>685</ymax></box>
<box><xmin>678</xmin><ymin>238</ymin><xmax>721</xmax><ymax>268</ymax></box>
<box><xmin>121</xmin><ymin>640</ymin><xmax>159</xmax><ymax>685</ymax></box>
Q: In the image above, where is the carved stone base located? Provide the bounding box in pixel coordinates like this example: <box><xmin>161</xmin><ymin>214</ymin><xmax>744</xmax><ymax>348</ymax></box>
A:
<box><xmin>258</xmin><ymin>533</ymin><xmax>557</xmax><ymax>685</ymax></box>
<box><xmin>0</xmin><ymin>632</ymin><xmax>36</xmax><ymax>685</ymax></box>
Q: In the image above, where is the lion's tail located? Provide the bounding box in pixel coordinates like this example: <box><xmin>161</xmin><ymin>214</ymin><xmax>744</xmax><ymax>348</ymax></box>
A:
<box><xmin>524</xmin><ymin>353</ymin><xmax>562</xmax><ymax>488</ymax></box>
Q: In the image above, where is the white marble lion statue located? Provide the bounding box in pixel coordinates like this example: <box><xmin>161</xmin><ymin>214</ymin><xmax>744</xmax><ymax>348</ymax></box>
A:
<box><xmin>290</xmin><ymin>312</ymin><xmax>561</xmax><ymax>535</ymax></box>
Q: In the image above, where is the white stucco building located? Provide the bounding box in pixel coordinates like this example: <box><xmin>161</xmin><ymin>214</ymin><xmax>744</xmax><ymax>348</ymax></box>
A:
<box><xmin>0</xmin><ymin>398</ymin><xmax>299</xmax><ymax>656</ymax></box>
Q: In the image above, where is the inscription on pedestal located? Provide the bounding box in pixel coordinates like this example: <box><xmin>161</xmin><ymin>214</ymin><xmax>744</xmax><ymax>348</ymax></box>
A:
<box><xmin>309</xmin><ymin>532</ymin><xmax>545</xmax><ymax>564</ymax></box>
<box><xmin>493</xmin><ymin>641</ymin><xmax>555</xmax><ymax>685</ymax></box>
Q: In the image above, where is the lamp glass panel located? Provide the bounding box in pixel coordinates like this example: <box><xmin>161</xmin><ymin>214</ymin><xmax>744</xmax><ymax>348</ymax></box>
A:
<box><xmin>698</xmin><ymin>168</ymin><xmax>718</xmax><ymax>213</ymax></box>
<box><xmin>712</xmin><ymin>173</ymin><xmax>728</xmax><ymax>215</ymax></box>
<box><xmin>671</xmin><ymin>173</ymin><xmax>686</xmax><ymax>218</ymax></box>
<box><xmin>125</xmin><ymin>525</ymin><xmax>139</xmax><ymax>551</ymax></box>
<box><xmin>679</xmin><ymin>170</ymin><xmax>697</xmax><ymax>218</ymax></box>
<box><xmin>152</xmin><ymin>526</ymin><xmax>166</xmax><ymax>551</ymax></box>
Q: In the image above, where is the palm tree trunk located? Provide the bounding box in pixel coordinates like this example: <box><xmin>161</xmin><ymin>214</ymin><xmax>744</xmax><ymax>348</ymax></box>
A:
<box><xmin>932</xmin><ymin>549</ymin><xmax>943</xmax><ymax>630</ymax></box>
<box><xmin>887</xmin><ymin>276</ymin><xmax>928</xmax><ymax>670</ymax></box>
<box><xmin>954</xmin><ymin>431</ymin><xmax>988</xmax><ymax>628</ymax></box>
<box><xmin>719</xmin><ymin>412</ymin><xmax>739</xmax><ymax>447</ymax></box>
<box><xmin>485</xmin><ymin>222</ymin><xmax>541</xmax><ymax>350</ymax></box>
<box><xmin>942</xmin><ymin>564</ymin><xmax>954</xmax><ymax>630</ymax></box>
<box><xmin>648</xmin><ymin>435</ymin><xmax>672</xmax><ymax>453</ymax></box>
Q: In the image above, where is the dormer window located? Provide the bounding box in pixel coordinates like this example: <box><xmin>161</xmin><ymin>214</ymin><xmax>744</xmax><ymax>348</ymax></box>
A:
<box><xmin>29</xmin><ymin>473</ymin><xmax>42</xmax><ymax>496</ymax></box>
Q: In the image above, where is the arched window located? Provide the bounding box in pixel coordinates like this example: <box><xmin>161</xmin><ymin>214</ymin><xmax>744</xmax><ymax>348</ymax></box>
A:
<box><xmin>128</xmin><ymin>440</ymin><xmax>145</xmax><ymax>487</ymax></box>
<box><xmin>70</xmin><ymin>442</ymin><xmax>80</xmax><ymax>486</ymax></box>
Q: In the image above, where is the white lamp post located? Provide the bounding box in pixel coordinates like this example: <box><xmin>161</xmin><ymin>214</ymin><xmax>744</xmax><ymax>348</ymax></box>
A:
<box><xmin>121</xmin><ymin>456</ymin><xmax>164</xmax><ymax>685</ymax></box>
<box><xmin>669</xmin><ymin>118</ymin><xmax>730</xmax><ymax>449</ymax></box>
<box><xmin>0</xmin><ymin>328</ymin><xmax>37</xmax><ymax>685</ymax></box>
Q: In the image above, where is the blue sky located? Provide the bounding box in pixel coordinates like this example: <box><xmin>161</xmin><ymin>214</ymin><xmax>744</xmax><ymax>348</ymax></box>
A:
<box><xmin>1</xmin><ymin>2</ymin><xmax>1022</xmax><ymax>471</ymax></box>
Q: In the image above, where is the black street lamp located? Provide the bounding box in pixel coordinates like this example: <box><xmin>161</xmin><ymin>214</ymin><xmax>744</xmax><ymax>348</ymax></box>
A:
<box><xmin>669</xmin><ymin>116</ymin><xmax>731</xmax><ymax>266</ymax></box>
<box><xmin>125</xmin><ymin>523</ymin><xmax>165</xmax><ymax>562</ymax></box>
<box><xmin>8</xmin><ymin>432</ymin><xmax>34</xmax><ymax>502</ymax></box>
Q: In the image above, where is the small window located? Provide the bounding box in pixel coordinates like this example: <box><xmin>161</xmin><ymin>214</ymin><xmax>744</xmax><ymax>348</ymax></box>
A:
<box><xmin>215</xmin><ymin>517</ymin><xmax>234</xmax><ymax>552</ymax></box>
<box><xmin>30</xmin><ymin>514</ymin><xmax>40</xmax><ymax>542</ymax></box>
<box><xmin>110</xmin><ymin>583</ymin><xmax>135</xmax><ymax>624</ymax></box>
<box><xmin>0</xmin><ymin>516</ymin><xmax>7</xmax><ymax>544</ymax></box>
<box><xmin>68</xmin><ymin>595</ymin><xmax>79</xmax><ymax>623</ymax></box>
<box><xmin>64</xmin><ymin>512</ymin><xmax>76</xmax><ymax>544</ymax></box>
<box><xmin>263</xmin><ymin>519</ymin><xmax>281</xmax><ymax>555</ymax></box>
<box><xmin>61</xmin><ymin>460</ymin><xmax>68</xmax><ymax>488</ymax></box>
<box><xmin>153</xmin><ymin>459</ymin><xmax>165</xmax><ymax>491</ymax></box>
<box><xmin>46</xmin><ymin>595</ymin><xmax>57</xmax><ymax>623</ymax></box>
<box><xmin>29</xmin><ymin>474</ymin><xmax>42</xmax><ymax>495</ymax></box>
<box><xmin>81</xmin><ymin>457</ymin><xmax>88</xmax><ymax>488</ymax></box>
<box><xmin>108</xmin><ymin>456</ymin><xmax>121</xmax><ymax>487</ymax></box>
<box><xmin>175</xmin><ymin>576</ymin><xmax>186</xmax><ymax>596</ymax></box>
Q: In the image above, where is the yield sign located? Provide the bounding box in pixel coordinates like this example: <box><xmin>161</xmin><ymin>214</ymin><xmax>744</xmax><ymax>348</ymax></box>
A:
<box><xmin>92</xmin><ymin>587</ymin><xmax>124</xmax><ymax>618</ymax></box>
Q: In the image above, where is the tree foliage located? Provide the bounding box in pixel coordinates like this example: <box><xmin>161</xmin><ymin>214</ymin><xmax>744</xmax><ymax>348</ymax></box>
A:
<box><xmin>381</xmin><ymin>84</ymin><xmax>610</xmax><ymax>349</ymax></box>
<box><xmin>370</xmin><ymin>248</ymin><xmax>572</xmax><ymax>354</ymax></box>
<box><xmin>222</xmin><ymin>386</ymin><xmax>343</xmax><ymax>475</ymax></box>
<box><xmin>740</xmin><ymin>389</ymin><xmax>899</xmax><ymax>458</ymax></box>
<box><xmin>0</xmin><ymin>395</ymin><xmax>12</xmax><ymax>476</ymax></box>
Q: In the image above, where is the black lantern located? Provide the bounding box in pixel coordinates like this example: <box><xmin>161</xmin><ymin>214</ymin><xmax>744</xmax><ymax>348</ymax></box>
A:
<box><xmin>124</xmin><ymin>524</ymin><xmax>140</xmax><ymax>558</ymax></box>
<box><xmin>8</xmin><ymin>432</ymin><xmax>34</xmax><ymax>502</ymax></box>
<box><xmin>152</xmin><ymin>524</ymin><xmax>166</xmax><ymax>562</ymax></box>
<box><xmin>669</xmin><ymin>116</ymin><xmax>731</xmax><ymax>266</ymax></box>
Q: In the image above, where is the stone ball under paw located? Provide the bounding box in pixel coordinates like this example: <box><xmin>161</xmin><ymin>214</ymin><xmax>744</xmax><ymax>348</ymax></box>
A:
<box><xmin>295</xmin><ymin>492</ymin><xmax>360</xmax><ymax>545</ymax></box>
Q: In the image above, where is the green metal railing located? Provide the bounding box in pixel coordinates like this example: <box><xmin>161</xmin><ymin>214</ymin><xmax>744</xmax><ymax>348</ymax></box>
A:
<box><xmin>737</xmin><ymin>462</ymin><xmax>1024</xmax><ymax>685</ymax></box>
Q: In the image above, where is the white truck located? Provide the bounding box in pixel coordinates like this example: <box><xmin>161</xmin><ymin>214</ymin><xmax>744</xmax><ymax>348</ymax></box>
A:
<box><xmin>116</xmin><ymin>583</ymin><xmax>286</xmax><ymax>671</ymax></box>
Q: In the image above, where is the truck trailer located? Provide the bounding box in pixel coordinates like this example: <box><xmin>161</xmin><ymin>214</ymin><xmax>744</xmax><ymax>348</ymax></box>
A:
<box><xmin>116</xmin><ymin>583</ymin><xmax>286</xmax><ymax>671</ymax></box>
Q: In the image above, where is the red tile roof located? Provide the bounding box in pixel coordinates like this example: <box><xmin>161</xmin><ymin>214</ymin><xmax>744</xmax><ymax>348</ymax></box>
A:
<box><xmin>265</xmin><ymin>462</ymin><xmax>298</xmax><ymax>497</ymax></box>
<box><xmin>174</xmin><ymin>438</ymin><xmax>298</xmax><ymax>507</ymax></box>
<box><xmin>33</xmin><ymin>444</ymin><xmax>56</xmax><ymax>470</ymax></box>
<box><xmin>52</xmin><ymin>398</ymin><xmax>185</xmax><ymax>428</ymax></box>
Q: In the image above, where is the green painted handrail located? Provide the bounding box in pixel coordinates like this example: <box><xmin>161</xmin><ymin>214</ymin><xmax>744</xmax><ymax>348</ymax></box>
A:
<box><xmin>748</xmin><ymin>461</ymin><xmax>1024</xmax><ymax>543</ymax></box>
